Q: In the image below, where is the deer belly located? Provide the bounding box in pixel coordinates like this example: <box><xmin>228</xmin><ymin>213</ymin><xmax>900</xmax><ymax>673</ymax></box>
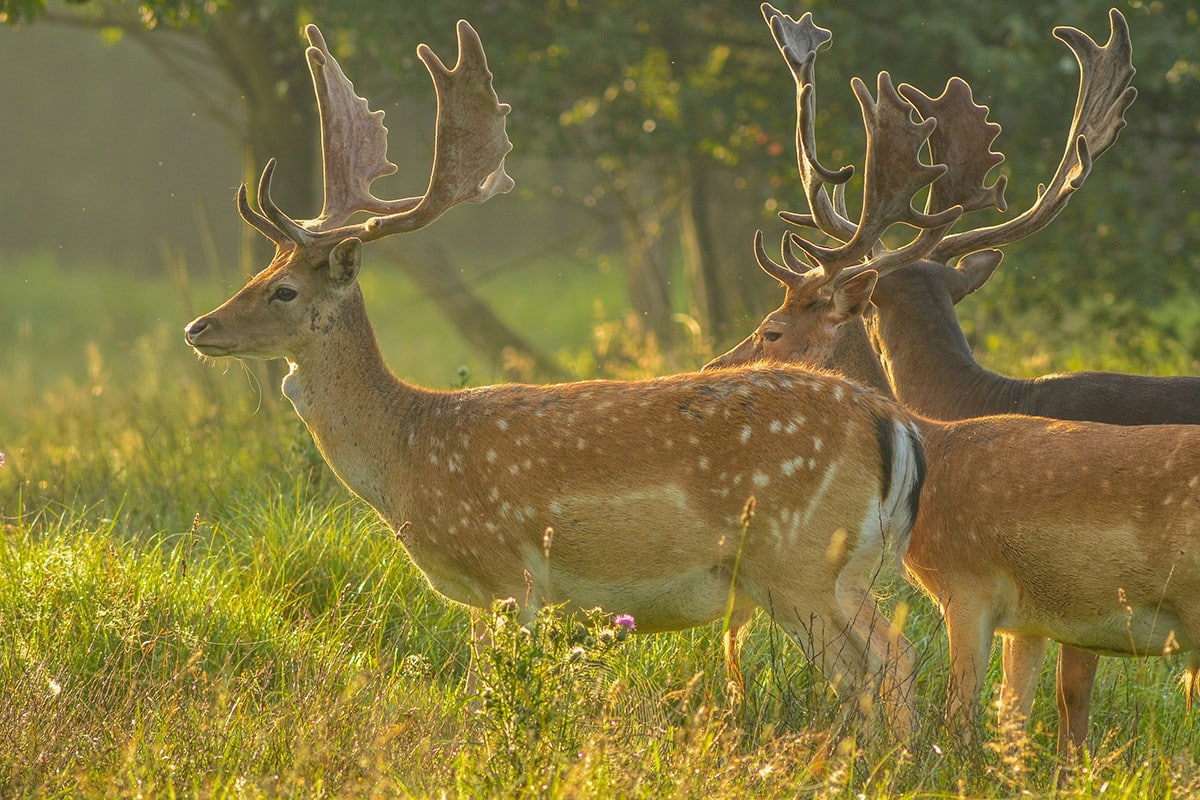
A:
<box><xmin>397</xmin><ymin>528</ymin><xmax>739</xmax><ymax>630</ymax></box>
<box><xmin>1002</xmin><ymin>607</ymin><xmax>1195</xmax><ymax>658</ymax></box>
<box><xmin>543</xmin><ymin>564</ymin><xmax>739</xmax><ymax>633</ymax></box>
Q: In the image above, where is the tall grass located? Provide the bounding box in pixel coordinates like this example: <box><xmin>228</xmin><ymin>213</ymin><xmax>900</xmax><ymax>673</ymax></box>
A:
<box><xmin>3</xmin><ymin>255</ymin><xmax>1200</xmax><ymax>797</ymax></box>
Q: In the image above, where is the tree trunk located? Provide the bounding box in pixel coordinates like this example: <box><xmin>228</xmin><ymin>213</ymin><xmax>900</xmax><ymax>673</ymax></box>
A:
<box><xmin>203</xmin><ymin>6</ymin><xmax>319</xmax><ymax>276</ymax></box>
<box><xmin>612</xmin><ymin>179</ymin><xmax>674</xmax><ymax>347</ymax></box>
<box><xmin>392</xmin><ymin>242</ymin><xmax>567</xmax><ymax>383</ymax></box>
<box><xmin>680</xmin><ymin>162</ymin><xmax>729</xmax><ymax>342</ymax></box>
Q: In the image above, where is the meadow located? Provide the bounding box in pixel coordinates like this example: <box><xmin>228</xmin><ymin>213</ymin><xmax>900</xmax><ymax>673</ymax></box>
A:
<box><xmin>4</xmin><ymin>253</ymin><xmax>1200</xmax><ymax>798</ymax></box>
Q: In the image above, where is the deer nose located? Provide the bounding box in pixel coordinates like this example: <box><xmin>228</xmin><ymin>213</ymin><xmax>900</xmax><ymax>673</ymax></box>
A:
<box><xmin>184</xmin><ymin>318</ymin><xmax>210</xmax><ymax>343</ymax></box>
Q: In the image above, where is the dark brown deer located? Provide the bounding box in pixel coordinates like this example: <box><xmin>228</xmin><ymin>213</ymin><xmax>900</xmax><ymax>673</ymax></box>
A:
<box><xmin>184</xmin><ymin>20</ymin><xmax>928</xmax><ymax>735</ymax></box>
<box><xmin>711</xmin><ymin>4</ymin><xmax>1200</xmax><ymax>755</ymax></box>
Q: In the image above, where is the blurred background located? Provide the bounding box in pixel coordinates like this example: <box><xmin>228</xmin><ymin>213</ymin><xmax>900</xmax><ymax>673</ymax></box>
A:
<box><xmin>2</xmin><ymin>0</ymin><xmax>1199</xmax><ymax>388</ymax></box>
<box><xmin>5</xmin><ymin>5</ymin><xmax>1200</xmax><ymax>790</ymax></box>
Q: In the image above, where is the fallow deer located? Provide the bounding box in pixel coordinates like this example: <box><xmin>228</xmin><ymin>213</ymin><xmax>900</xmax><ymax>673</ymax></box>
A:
<box><xmin>183</xmin><ymin>20</ymin><xmax>927</xmax><ymax>735</ymax></box>
<box><xmin>711</xmin><ymin>4</ymin><xmax>1200</xmax><ymax>751</ymax></box>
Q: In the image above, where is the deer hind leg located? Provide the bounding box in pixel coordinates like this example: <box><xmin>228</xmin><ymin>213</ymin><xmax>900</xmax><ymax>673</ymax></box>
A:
<box><xmin>833</xmin><ymin>544</ymin><xmax>918</xmax><ymax>740</ymax></box>
<box><xmin>1055</xmin><ymin>645</ymin><xmax>1099</xmax><ymax>759</ymax></box>
<box><xmin>769</xmin><ymin>596</ymin><xmax>913</xmax><ymax>743</ymax></box>
<box><xmin>998</xmin><ymin>633</ymin><xmax>1047</xmax><ymax>736</ymax></box>
<box><xmin>771</xmin><ymin>600</ymin><xmax>870</xmax><ymax>699</ymax></box>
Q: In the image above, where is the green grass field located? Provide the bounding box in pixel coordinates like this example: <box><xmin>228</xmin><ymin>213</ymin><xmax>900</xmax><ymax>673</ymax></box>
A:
<box><xmin>4</xmin><ymin>254</ymin><xmax>1200</xmax><ymax>798</ymax></box>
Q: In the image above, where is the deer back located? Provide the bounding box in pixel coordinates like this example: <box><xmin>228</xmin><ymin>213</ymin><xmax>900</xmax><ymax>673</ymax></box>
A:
<box><xmin>868</xmin><ymin>259</ymin><xmax>1200</xmax><ymax>425</ymax></box>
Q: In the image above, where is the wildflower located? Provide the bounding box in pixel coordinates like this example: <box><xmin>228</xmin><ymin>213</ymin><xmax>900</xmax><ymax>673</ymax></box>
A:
<box><xmin>612</xmin><ymin>613</ymin><xmax>636</xmax><ymax>641</ymax></box>
<box><xmin>0</xmin><ymin>451</ymin><xmax>5</xmax><ymax>467</ymax></box>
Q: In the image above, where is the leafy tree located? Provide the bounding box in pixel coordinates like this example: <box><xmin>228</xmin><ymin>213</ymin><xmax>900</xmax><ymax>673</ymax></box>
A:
<box><xmin>6</xmin><ymin>0</ymin><xmax>1200</xmax><ymax>361</ymax></box>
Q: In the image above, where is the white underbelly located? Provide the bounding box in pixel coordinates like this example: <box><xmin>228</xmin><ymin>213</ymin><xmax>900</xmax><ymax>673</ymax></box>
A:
<box><xmin>542</xmin><ymin>564</ymin><xmax>745</xmax><ymax>633</ymax></box>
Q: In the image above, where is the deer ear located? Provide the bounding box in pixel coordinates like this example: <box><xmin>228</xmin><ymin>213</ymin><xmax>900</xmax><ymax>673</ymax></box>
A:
<box><xmin>954</xmin><ymin>250</ymin><xmax>1003</xmax><ymax>298</ymax></box>
<box><xmin>328</xmin><ymin>238</ymin><xmax>363</xmax><ymax>284</ymax></box>
<box><xmin>831</xmin><ymin>270</ymin><xmax>878</xmax><ymax>322</ymax></box>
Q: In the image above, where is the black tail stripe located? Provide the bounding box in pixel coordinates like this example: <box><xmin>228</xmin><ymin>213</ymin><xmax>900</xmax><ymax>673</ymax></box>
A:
<box><xmin>874</xmin><ymin>413</ymin><xmax>894</xmax><ymax>502</ymax></box>
<box><xmin>907</xmin><ymin>426</ymin><xmax>926</xmax><ymax>524</ymax></box>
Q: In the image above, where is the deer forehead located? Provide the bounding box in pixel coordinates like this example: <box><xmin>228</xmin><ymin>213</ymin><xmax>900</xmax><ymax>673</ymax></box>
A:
<box><xmin>781</xmin><ymin>283</ymin><xmax>832</xmax><ymax>310</ymax></box>
<box><xmin>264</xmin><ymin>243</ymin><xmax>339</xmax><ymax>277</ymax></box>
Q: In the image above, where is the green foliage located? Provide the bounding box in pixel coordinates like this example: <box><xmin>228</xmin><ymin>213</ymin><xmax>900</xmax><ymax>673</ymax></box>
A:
<box><xmin>466</xmin><ymin>601</ymin><xmax>640</xmax><ymax>796</ymax></box>
<box><xmin>4</xmin><ymin>0</ymin><xmax>1200</xmax><ymax>342</ymax></box>
<box><xmin>319</xmin><ymin>0</ymin><xmax>1200</xmax><ymax>338</ymax></box>
<box><xmin>0</xmin><ymin>0</ymin><xmax>82</xmax><ymax>24</ymax></box>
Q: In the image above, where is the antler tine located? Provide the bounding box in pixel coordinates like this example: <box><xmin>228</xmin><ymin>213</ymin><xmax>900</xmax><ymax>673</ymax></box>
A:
<box><xmin>763</xmin><ymin>3</ymin><xmax>856</xmax><ymax>242</ymax></box>
<box><xmin>1055</xmin><ymin>8</ymin><xmax>1137</xmax><ymax>163</ymax></box>
<box><xmin>256</xmin><ymin>159</ymin><xmax>315</xmax><ymax>247</ymax></box>
<box><xmin>358</xmin><ymin>19</ymin><xmax>515</xmax><ymax>241</ymax></box>
<box><xmin>236</xmin><ymin>181</ymin><xmax>290</xmax><ymax>248</ymax></box>
<box><xmin>752</xmin><ymin>229</ymin><xmax>817</xmax><ymax>290</ymax></box>
<box><xmin>930</xmin><ymin>8</ymin><xmax>1136</xmax><ymax>262</ymax></box>
<box><xmin>304</xmin><ymin>23</ymin><xmax>404</xmax><ymax>232</ymax></box>
<box><xmin>787</xmin><ymin>72</ymin><xmax>962</xmax><ymax>274</ymax></box>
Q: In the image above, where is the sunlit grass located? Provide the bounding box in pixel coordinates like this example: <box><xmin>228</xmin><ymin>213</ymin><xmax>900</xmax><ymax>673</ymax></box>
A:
<box><xmin>3</xmin><ymin>254</ymin><xmax>1200</xmax><ymax>796</ymax></box>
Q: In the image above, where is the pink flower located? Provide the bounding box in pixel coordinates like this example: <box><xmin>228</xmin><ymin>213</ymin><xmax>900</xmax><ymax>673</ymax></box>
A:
<box><xmin>613</xmin><ymin>613</ymin><xmax>636</xmax><ymax>632</ymax></box>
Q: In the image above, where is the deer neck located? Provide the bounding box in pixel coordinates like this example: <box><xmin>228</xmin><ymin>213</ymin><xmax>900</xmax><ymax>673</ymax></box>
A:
<box><xmin>281</xmin><ymin>287</ymin><xmax>423</xmax><ymax>514</ymax></box>
<box><xmin>828</xmin><ymin>317</ymin><xmax>895</xmax><ymax>398</ymax></box>
<box><xmin>869</xmin><ymin>272</ymin><xmax>1022</xmax><ymax>421</ymax></box>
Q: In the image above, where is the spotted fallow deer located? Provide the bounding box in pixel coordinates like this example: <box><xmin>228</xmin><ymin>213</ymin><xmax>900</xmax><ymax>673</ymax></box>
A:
<box><xmin>183</xmin><ymin>20</ymin><xmax>927</xmax><ymax>735</ymax></box>
<box><xmin>710</xmin><ymin>4</ymin><xmax>1200</xmax><ymax>751</ymax></box>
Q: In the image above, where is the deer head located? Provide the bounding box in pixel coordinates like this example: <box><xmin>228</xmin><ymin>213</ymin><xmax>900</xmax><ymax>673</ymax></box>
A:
<box><xmin>711</xmin><ymin>5</ymin><xmax>1134</xmax><ymax>374</ymax></box>
<box><xmin>185</xmin><ymin>20</ymin><xmax>513</xmax><ymax>361</ymax></box>
<box><xmin>709</xmin><ymin>7</ymin><xmax>1003</xmax><ymax>371</ymax></box>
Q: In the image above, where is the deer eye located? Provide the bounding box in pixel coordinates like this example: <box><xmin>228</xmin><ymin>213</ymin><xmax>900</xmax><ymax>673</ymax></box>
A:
<box><xmin>762</xmin><ymin>330</ymin><xmax>783</xmax><ymax>343</ymax></box>
<box><xmin>272</xmin><ymin>286</ymin><xmax>298</xmax><ymax>302</ymax></box>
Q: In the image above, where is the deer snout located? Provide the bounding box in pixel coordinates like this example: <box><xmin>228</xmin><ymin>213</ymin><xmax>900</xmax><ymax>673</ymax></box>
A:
<box><xmin>184</xmin><ymin>317</ymin><xmax>211</xmax><ymax>345</ymax></box>
<box><xmin>703</xmin><ymin>341</ymin><xmax>749</xmax><ymax>371</ymax></box>
<box><xmin>184</xmin><ymin>315</ymin><xmax>233</xmax><ymax>356</ymax></box>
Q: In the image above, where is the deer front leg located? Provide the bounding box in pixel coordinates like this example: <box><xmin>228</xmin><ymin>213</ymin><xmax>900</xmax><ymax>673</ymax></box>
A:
<box><xmin>998</xmin><ymin>633</ymin><xmax>1047</xmax><ymax>734</ymax></box>
<box><xmin>464</xmin><ymin>607</ymin><xmax>490</xmax><ymax>705</ymax></box>
<box><xmin>943</xmin><ymin>599</ymin><xmax>995</xmax><ymax>743</ymax></box>
<box><xmin>1055</xmin><ymin>645</ymin><xmax>1099</xmax><ymax>758</ymax></box>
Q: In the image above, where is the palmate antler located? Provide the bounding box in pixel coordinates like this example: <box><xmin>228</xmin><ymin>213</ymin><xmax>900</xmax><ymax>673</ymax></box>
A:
<box><xmin>922</xmin><ymin>8</ymin><xmax>1136</xmax><ymax>262</ymax></box>
<box><xmin>757</xmin><ymin>4</ymin><xmax>1135</xmax><ymax>291</ymax></box>
<box><xmin>239</xmin><ymin>20</ymin><xmax>514</xmax><ymax>251</ymax></box>
<box><xmin>757</xmin><ymin>4</ymin><xmax>974</xmax><ymax>292</ymax></box>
